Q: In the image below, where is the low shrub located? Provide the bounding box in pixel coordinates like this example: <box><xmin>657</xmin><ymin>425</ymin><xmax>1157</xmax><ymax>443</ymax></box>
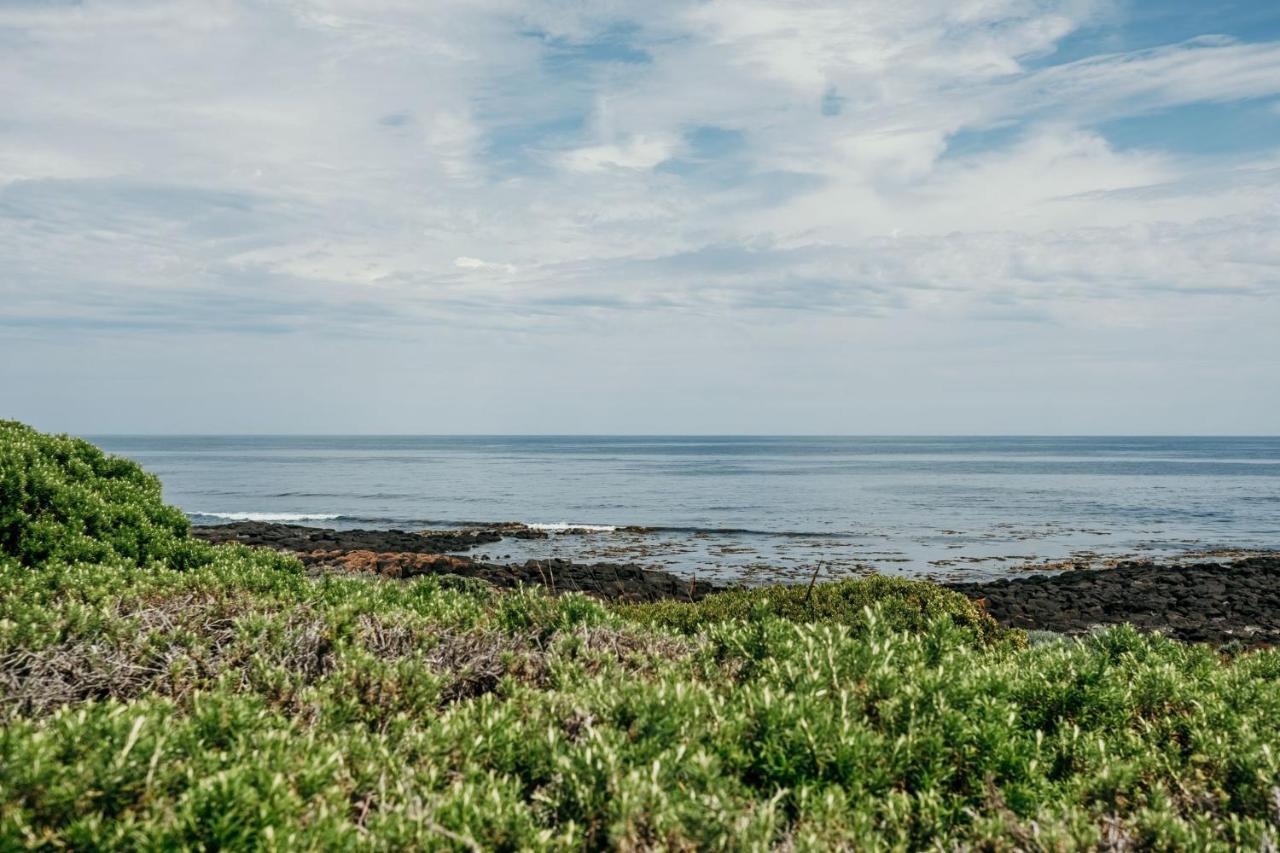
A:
<box><xmin>617</xmin><ymin>574</ymin><xmax>1014</xmax><ymax>646</ymax></box>
<box><xmin>3</xmin><ymin>604</ymin><xmax>1279</xmax><ymax>850</ymax></box>
<box><xmin>2</xmin><ymin>422</ymin><xmax>1278</xmax><ymax>849</ymax></box>
<box><xmin>0</xmin><ymin>420</ymin><xmax>208</xmax><ymax>570</ymax></box>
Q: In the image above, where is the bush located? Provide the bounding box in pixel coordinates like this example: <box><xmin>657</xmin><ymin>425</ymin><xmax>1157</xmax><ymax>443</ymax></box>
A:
<box><xmin>616</xmin><ymin>574</ymin><xmax>1014</xmax><ymax>646</ymax></box>
<box><xmin>3</xmin><ymin>606</ymin><xmax>1279</xmax><ymax>850</ymax></box>
<box><xmin>2</xmin><ymin>422</ymin><xmax>1279</xmax><ymax>849</ymax></box>
<box><xmin>0</xmin><ymin>420</ymin><xmax>209</xmax><ymax>570</ymax></box>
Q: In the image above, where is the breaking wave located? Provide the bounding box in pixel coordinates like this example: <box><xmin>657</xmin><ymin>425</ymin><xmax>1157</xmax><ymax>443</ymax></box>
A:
<box><xmin>191</xmin><ymin>511</ymin><xmax>343</xmax><ymax>522</ymax></box>
<box><xmin>524</xmin><ymin>522</ymin><xmax>619</xmax><ymax>533</ymax></box>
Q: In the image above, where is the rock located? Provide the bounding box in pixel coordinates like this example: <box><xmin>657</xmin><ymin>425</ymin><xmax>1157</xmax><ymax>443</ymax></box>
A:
<box><xmin>192</xmin><ymin>521</ymin><xmax>501</xmax><ymax>554</ymax></box>
<box><xmin>948</xmin><ymin>556</ymin><xmax>1280</xmax><ymax>645</ymax></box>
<box><xmin>193</xmin><ymin>521</ymin><xmax>719</xmax><ymax>603</ymax></box>
<box><xmin>195</xmin><ymin>523</ymin><xmax>1280</xmax><ymax>641</ymax></box>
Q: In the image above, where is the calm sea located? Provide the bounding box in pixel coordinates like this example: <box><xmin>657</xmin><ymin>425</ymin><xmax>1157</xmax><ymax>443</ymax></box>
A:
<box><xmin>92</xmin><ymin>436</ymin><xmax>1280</xmax><ymax>584</ymax></box>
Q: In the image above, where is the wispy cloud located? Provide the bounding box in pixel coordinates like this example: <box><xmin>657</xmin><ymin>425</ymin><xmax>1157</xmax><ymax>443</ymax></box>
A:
<box><xmin>1</xmin><ymin>0</ymin><xmax>1278</xmax><ymax>431</ymax></box>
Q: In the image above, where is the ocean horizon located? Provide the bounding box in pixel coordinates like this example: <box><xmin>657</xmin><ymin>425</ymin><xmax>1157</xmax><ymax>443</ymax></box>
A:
<box><xmin>93</xmin><ymin>434</ymin><xmax>1280</xmax><ymax>584</ymax></box>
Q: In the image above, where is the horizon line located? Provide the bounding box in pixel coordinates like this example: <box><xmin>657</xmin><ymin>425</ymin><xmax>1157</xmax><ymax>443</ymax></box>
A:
<box><xmin>83</xmin><ymin>432</ymin><xmax>1280</xmax><ymax>439</ymax></box>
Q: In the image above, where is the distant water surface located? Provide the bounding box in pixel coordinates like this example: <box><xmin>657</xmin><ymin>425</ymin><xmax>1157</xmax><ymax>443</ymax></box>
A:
<box><xmin>92</xmin><ymin>436</ymin><xmax>1280</xmax><ymax>583</ymax></box>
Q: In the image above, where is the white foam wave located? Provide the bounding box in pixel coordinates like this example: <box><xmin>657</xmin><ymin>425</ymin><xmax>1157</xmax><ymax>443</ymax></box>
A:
<box><xmin>194</xmin><ymin>512</ymin><xmax>342</xmax><ymax>522</ymax></box>
<box><xmin>525</xmin><ymin>522</ymin><xmax>618</xmax><ymax>533</ymax></box>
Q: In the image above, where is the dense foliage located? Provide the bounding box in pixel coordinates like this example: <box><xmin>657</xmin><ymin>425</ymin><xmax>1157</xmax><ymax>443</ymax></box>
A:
<box><xmin>1</xmin><ymin>422</ymin><xmax>1278</xmax><ymax>849</ymax></box>
<box><xmin>618</xmin><ymin>575</ymin><xmax>1008</xmax><ymax>647</ymax></box>
<box><xmin>0</xmin><ymin>420</ymin><xmax>209</xmax><ymax>570</ymax></box>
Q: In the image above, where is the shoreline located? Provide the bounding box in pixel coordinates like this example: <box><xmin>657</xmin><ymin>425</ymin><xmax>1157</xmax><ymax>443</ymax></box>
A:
<box><xmin>193</xmin><ymin>521</ymin><xmax>1280</xmax><ymax>644</ymax></box>
<box><xmin>9</xmin><ymin>421</ymin><xmax>1280</xmax><ymax>846</ymax></box>
<box><xmin>187</xmin><ymin>514</ymin><xmax>1273</xmax><ymax>587</ymax></box>
<box><xmin>193</xmin><ymin>521</ymin><xmax>720</xmax><ymax>602</ymax></box>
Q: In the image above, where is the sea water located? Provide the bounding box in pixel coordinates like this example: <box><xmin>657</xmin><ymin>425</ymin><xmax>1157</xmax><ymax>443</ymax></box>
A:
<box><xmin>93</xmin><ymin>436</ymin><xmax>1280</xmax><ymax>583</ymax></box>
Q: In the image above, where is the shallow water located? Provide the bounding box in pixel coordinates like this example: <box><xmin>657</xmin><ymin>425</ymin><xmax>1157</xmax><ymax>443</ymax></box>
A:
<box><xmin>93</xmin><ymin>436</ymin><xmax>1280</xmax><ymax>583</ymax></box>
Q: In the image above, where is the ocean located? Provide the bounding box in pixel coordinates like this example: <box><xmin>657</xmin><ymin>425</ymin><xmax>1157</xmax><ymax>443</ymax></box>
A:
<box><xmin>92</xmin><ymin>435</ymin><xmax>1280</xmax><ymax>584</ymax></box>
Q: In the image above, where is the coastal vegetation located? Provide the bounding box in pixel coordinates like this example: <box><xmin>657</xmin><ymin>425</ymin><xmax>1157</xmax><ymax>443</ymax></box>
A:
<box><xmin>2</xmin><ymin>420</ymin><xmax>1279</xmax><ymax>850</ymax></box>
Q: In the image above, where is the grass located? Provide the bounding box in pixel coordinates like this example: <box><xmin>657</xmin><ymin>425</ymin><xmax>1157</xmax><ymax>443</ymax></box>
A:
<box><xmin>1</xmin><ymin>420</ymin><xmax>1279</xmax><ymax>849</ymax></box>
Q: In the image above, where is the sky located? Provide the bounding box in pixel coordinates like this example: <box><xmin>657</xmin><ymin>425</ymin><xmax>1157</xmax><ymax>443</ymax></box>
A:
<box><xmin>2</xmin><ymin>0</ymin><xmax>1279</xmax><ymax>435</ymax></box>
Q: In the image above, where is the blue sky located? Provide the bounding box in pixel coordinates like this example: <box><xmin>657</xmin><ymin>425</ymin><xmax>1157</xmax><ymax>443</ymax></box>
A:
<box><xmin>1</xmin><ymin>0</ymin><xmax>1278</xmax><ymax>434</ymax></box>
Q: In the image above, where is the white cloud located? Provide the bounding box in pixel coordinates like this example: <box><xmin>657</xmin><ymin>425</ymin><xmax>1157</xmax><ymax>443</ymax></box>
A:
<box><xmin>454</xmin><ymin>256</ymin><xmax>517</xmax><ymax>273</ymax></box>
<box><xmin>561</xmin><ymin>134</ymin><xmax>680</xmax><ymax>172</ymax></box>
<box><xmin>1</xmin><ymin>0</ymin><xmax>1279</xmax><ymax>430</ymax></box>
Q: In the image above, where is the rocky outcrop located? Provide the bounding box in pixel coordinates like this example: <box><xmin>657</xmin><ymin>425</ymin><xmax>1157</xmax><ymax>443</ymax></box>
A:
<box><xmin>193</xmin><ymin>521</ymin><xmax>501</xmax><ymax>554</ymax></box>
<box><xmin>193</xmin><ymin>522</ymin><xmax>718</xmax><ymax>603</ymax></box>
<box><xmin>300</xmin><ymin>550</ymin><xmax>717</xmax><ymax>602</ymax></box>
<box><xmin>949</xmin><ymin>555</ymin><xmax>1280</xmax><ymax>645</ymax></box>
<box><xmin>194</xmin><ymin>523</ymin><xmax>1280</xmax><ymax>640</ymax></box>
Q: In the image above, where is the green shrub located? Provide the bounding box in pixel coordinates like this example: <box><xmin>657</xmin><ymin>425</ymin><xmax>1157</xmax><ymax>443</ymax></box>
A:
<box><xmin>2</xmin><ymin>422</ymin><xmax>1279</xmax><ymax>849</ymax></box>
<box><xmin>616</xmin><ymin>574</ymin><xmax>1014</xmax><ymax>646</ymax></box>
<box><xmin>3</xmin><ymin>613</ymin><xmax>1279</xmax><ymax>851</ymax></box>
<box><xmin>0</xmin><ymin>420</ymin><xmax>208</xmax><ymax>570</ymax></box>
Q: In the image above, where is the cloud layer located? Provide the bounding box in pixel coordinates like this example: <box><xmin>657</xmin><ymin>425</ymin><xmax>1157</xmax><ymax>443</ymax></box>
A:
<box><xmin>1</xmin><ymin>0</ymin><xmax>1278</xmax><ymax>432</ymax></box>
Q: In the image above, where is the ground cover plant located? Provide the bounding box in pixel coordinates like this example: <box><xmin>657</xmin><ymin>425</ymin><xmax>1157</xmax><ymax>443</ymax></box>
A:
<box><xmin>1</xmin><ymin>420</ymin><xmax>1279</xmax><ymax>850</ymax></box>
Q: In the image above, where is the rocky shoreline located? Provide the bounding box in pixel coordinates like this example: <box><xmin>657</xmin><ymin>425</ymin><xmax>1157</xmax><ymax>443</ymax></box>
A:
<box><xmin>193</xmin><ymin>522</ymin><xmax>717</xmax><ymax>602</ymax></box>
<box><xmin>194</xmin><ymin>522</ymin><xmax>506</xmax><ymax>555</ymax></box>
<box><xmin>192</xmin><ymin>522</ymin><xmax>1280</xmax><ymax>643</ymax></box>
<box><xmin>948</xmin><ymin>554</ymin><xmax>1280</xmax><ymax>645</ymax></box>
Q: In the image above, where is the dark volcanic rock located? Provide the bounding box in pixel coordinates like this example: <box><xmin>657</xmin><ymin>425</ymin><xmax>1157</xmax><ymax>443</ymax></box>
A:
<box><xmin>196</xmin><ymin>523</ymin><xmax>1279</xmax><ymax>636</ymax></box>
<box><xmin>298</xmin><ymin>550</ymin><xmax>718</xmax><ymax>603</ymax></box>
<box><xmin>192</xmin><ymin>522</ymin><xmax>501</xmax><ymax>554</ymax></box>
<box><xmin>195</xmin><ymin>522</ymin><xmax>718</xmax><ymax>603</ymax></box>
<box><xmin>948</xmin><ymin>556</ymin><xmax>1280</xmax><ymax>645</ymax></box>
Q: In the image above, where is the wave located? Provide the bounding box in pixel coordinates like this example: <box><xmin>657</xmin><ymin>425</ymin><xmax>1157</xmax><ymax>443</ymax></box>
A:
<box><xmin>191</xmin><ymin>511</ymin><xmax>344</xmax><ymax>522</ymax></box>
<box><xmin>620</xmin><ymin>524</ymin><xmax>854</xmax><ymax>539</ymax></box>
<box><xmin>185</xmin><ymin>512</ymin><xmax>850</xmax><ymax>538</ymax></box>
<box><xmin>490</xmin><ymin>521</ymin><xmax>847</xmax><ymax>538</ymax></box>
